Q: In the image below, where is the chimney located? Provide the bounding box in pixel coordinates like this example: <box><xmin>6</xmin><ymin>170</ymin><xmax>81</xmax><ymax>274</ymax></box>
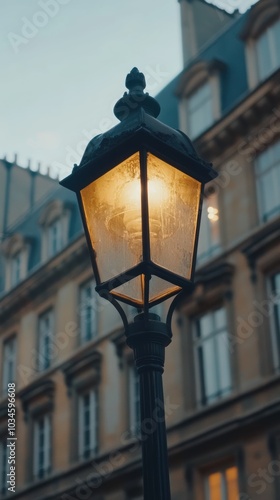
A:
<box><xmin>179</xmin><ymin>0</ymin><xmax>236</xmax><ymax>66</ymax></box>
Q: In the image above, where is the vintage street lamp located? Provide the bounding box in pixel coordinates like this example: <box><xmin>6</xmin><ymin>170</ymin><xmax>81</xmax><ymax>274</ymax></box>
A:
<box><xmin>60</xmin><ymin>68</ymin><xmax>217</xmax><ymax>500</ymax></box>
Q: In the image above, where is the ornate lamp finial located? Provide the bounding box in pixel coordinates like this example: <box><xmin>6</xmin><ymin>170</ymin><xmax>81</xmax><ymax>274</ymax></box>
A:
<box><xmin>114</xmin><ymin>68</ymin><xmax>160</xmax><ymax>121</ymax></box>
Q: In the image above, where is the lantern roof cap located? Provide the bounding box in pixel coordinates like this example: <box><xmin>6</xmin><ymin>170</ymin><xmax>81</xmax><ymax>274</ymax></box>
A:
<box><xmin>61</xmin><ymin>68</ymin><xmax>217</xmax><ymax>190</ymax></box>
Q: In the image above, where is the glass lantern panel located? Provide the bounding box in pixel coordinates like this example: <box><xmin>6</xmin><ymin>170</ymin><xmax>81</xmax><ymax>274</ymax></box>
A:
<box><xmin>147</xmin><ymin>153</ymin><xmax>201</xmax><ymax>280</ymax></box>
<box><xmin>149</xmin><ymin>276</ymin><xmax>180</xmax><ymax>304</ymax></box>
<box><xmin>113</xmin><ymin>275</ymin><xmax>144</xmax><ymax>305</ymax></box>
<box><xmin>80</xmin><ymin>153</ymin><xmax>142</xmax><ymax>283</ymax></box>
<box><xmin>112</xmin><ymin>275</ymin><xmax>180</xmax><ymax>307</ymax></box>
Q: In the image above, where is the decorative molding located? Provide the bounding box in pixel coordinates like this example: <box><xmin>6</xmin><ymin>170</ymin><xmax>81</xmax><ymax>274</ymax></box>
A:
<box><xmin>38</xmin><ymin>199</ymin><xmax>73</xmax><ymax>227</ymax></box>
<box><xmin>241</xmin><ymin>216</ymin><xmax>280</xmax><ymax>279</ymax></box>
<box><xmin>176</xmin><ymin>59</ymin><xmax>226</xmax><ymax>98</ymax></box>
<box><xmin>20</xmin><ymin>379</ymin><xmax>55</xmax><ymax>421</ymax></box>
<box><xmin>0</xmin><ymin>235</ymin><xmax>89</xmax><ymax>324</ymax></box>
<box><xmin>240</xmin><ymin>0</ymin><xmax>280</xmax><ymax>40</ymax></box>
<box><xmin>62</xmin><ymin>345</ymin><xmax>102</xmax><ymax>396</ymax></box>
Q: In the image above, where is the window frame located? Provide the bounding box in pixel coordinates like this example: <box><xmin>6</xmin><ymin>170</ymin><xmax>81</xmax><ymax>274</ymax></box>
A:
<box><xmin>33</xmin><ymin>413</ymin><xmax>52</xmax><ymax>480</ymax></box>
<box><xmin>255</xmin><ymin>140</ymin><xmax>280</xmax><ymax>223</ymax></box>
<box><xmin>186</xmin><ymin>80</ymin><xmax>214</xmax><ymax>139</ymax></box>
<box><xmin>255</xmin><ymin>18</ymin><xmax>280</xmax><ymax>82</ymax></box>
<box><xmin>197</xmin><ymin>188</ymin><xmax>221</xmax><ymax>265</ymax></box>
<box><xmin>204</xmin><ymin>464</ymin><xmax>239</xmax><ymax>500</ymax></box>
<box><xmin>268</xmin><ymin>271</ymin><xmax>280</xmax><ymax>372</ymax></box>
<box><xmin>79</xmin><ymin>279</ymin><xmax>97</xmax><ymax>344</ymax></box>
<box><xmin>0</xmin><ymin>438</ymin><xmax>8</xmax><ymax>496</ymax></box>
<box><xmin>38</xmin><ymin>309</ymin><xmax>54</xmax><ymax>372</ymax></box>
<box><xmin>78</xmin><ymin>388</ymin><xmax>98</xmax><ymax>460</ymax></box>
<box><xmin>2</xmin><ymin>336</ymin><xmax>17</xmax><ymax>395</ymax></box>
<box><xmin>47</xmin><ymin>218</ymin><xmax>62</xmax><ymax>258</ymax></box>
<box><xmin>193</xmin><ymin>307</ymin><xmax>232</xmax><ymax>407</ymax></box>
<box><xmin>10</xmin><ymin>251</ymin><xmax>23</xmax><ymax>287</ymax></box>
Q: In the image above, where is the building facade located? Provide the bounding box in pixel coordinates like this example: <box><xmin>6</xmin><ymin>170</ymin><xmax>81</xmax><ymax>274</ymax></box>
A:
<box><xmin>1</xmin><ymin>0</ymin><xmax>280</xmax><ymax>498</ymax></box>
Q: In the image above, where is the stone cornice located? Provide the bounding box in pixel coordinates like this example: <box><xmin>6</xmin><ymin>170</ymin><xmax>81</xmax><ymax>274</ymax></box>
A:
<box><xmin>0</xmin><ymin>234</ymin><xmax>88</xmax><ymax>324</ymax></box>
<box><xmin>196</xmin><ymin>68</ymin><xmax>280</xmax><ymax>160</ymax></box>
<box><xmin>241</xmin><ymin>216</ymin><xmax>280</xmax><ymax>264</ymax></box>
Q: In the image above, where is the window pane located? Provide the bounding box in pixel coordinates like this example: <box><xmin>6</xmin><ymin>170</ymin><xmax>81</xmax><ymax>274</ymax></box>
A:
<box><xmin>34</xmin><ymin>415</ymin><xmax>51</xmax><ymax>478</ymax></box>
<box><xmin>38</xmin><ymin>310</ymin><xmax>53</xmax><ymax>371</ymax></box>
<box><xmin>11</xmin><ymin>252</ymin><xmax>23</xmax><ymax>286</ymax></box>
<box><xmin>208</xmin><ymin>472</ymin><xmax>222</xmax><ymax>500</ymax></box>
<box><xmin>256</xmin><ymin>141</ymin><xmax>280</xmax><ymax>221</ymax></box>
<box><xmin>0</xmin><ymin>441</ymin><xmax>7</xmax><ymax>495</ymax></box>
<box><xmin>194</xmin><ymin>308</ymin><xmax>231</xmax><ymax>405</ymax></box>
<box><xmin>216</xmin><ymin>332</ymin><xmax>232</xmax><ymax>394</ymax></box>
<box><xmin>226</xmin><ymin>467</ymin><xmax>239</xmax><ymax>500</ymax></box>
<box><xmin>79</xmin><ymin>390</ymin><xmax>97</xmax><ymax>459</ymax></box>
<box><xmin>271</xmin><ymin>273</ymin><xmax>280</xmax><ymax>370</ymax></box>
<box><xmin>197</xmin><ymin>191</ymin><xmax>220</xmax><ymax>264</ymax></box>
<box><xmin>256</xmin><ymin>30</ymin><xmax>273</xmax><ymax>80</ymax></box>
<box><xmin>188</xmin><ymin>83</ymin><xmax>213</xmax><ymax>138</ymax></box>
<box><xmin>272</xmin><ymin>20</ymin><xmax>280</xmax><ymax>67</ymax></box>
<box><xmin>80</xmin><ymin>280</ymin><xmax>96</xmax><ymax>343</ymax></box>
<box><xmin>2</xmin><ymin>337</ymin><xmax>16</xmax><ymax>392</ymax></box>
<box><xmin>206</xmin><ymin>467</ymin><xmax>239</xmax><ymax>500</ymax></box>
<box><xmin>201</xmin><ymin>338</ymin><xmax>217</xmax><ymax>401</ymax></box>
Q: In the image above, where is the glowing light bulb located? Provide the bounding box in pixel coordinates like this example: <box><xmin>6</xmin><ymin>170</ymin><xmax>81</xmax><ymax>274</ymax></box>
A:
<box><xmin>105</xmin><ymin>176</ymin><xmax>175</xmax><ymax>255</ymax></box>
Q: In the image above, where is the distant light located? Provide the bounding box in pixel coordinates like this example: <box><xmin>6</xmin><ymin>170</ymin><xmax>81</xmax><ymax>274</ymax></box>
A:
<box><xmin>207</xmin><ymin>206</ymin><xmax>219</xmax><ymax>221</ymax></box>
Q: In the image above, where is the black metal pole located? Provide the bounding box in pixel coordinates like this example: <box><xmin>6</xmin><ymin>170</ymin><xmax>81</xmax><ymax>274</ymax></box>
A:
<box><xmin>126</xmin><ymin>313</ymin><xmax>172</xmax><ymax>500</ymax></box>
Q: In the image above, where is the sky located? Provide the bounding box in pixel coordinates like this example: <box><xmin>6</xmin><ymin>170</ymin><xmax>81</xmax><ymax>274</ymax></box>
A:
<box><xmin>0</xmin><ymin>0</ymin><xmax>259</xmax><ymax>179</ymax></box>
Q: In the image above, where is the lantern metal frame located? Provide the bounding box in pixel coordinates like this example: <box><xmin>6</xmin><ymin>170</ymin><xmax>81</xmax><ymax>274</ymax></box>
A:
<box><xmin>60</xmin><ymin>68</ymin><xmax>218</xmax><ymax>500</ymax></box>
<box><xmin>60</xmin><ymin>68</ymin><xmax>217</xmax><ymax>314</ymax></box>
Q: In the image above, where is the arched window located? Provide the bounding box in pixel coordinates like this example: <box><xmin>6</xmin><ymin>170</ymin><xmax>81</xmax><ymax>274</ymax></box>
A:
<box><xmin>241</xmin><ymin>0</ymin><xmax>280</xmax><ymax>87</ymax></box>
<box><xmin>177</xmin><ymin>60</ymin><xmax>223</xmax><ymax>139</ymax></box>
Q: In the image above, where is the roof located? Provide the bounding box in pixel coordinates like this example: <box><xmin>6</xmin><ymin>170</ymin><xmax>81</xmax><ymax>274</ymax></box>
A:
<box><xmin>156</xmin><ymin>9</ymin><xmax>250</xmax><ymax>129</ymax></box>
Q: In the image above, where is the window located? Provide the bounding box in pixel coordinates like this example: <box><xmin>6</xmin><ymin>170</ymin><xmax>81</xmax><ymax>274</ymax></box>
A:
<box><xmin>2</xmin><ymin>337</ymin><xmax>16</xmax><ymax>394</ymax></box>
<box><xmin>270</xmin><ymin>272</ymin><xmax>280</xmax><ymax>371</ymax></box>
<box><xmin>78</xmin><ymin>389</ymin><xmax>98</xmax><ymax>460</ymax></box>
<box><xmin>187</xmin><ymin>82</ymin><xmax>213</xmax><ymax>139</ymax></box>
<box><xmin>11</xmin><ymin>251</ymin><xmax>23</xmax><ymax>287</ymax></box>
<box><xmin>47</xmin><ymin>218</ymin><xmax>62</xmax><ymax>258</ymax></box>
<box><xmin>80</xmin><ymin>280</ymin><xmax>96</xmax><ymax>343</ymax></box>
<box><xmin>38</xmin><ymin>310</ymin><xmax>54</xmax><ymax>371</ymax></box>
<box><xmin>193</xmin><ymin>308</ymin><xmax>232</xmax><ymax>406</ymax></box>
<box><xmin>197</xmin><ymin>190</ymin><xmax>220</xmax><ymax>264</ymax></box>
<box><xmin>255</xmin><ymin>141</ymin><xmax>280</xmax><ymax>222</ymax></box>
<box><xmin>33</xmin><ymin>414</ymin><xmax>51</xmax><ymax>479</ymax></box>
<box><xmin>205</xmin><ymin>466</ymin><xmax>239</xmax><ymax>500</ymax></box>
<box><xmin>0</xmin><ymin>439</ymin><xmax>7</xmax><ymax>496</ymax></box>
<box><xmin>129</xmin><ymin>365</ymin><xmax>140</xmax><ymax>435</ymax></box>
<box><xmin>256</xmin><ymin>19</ymin><xmax>280</xmax><ymax>81</ymax></box>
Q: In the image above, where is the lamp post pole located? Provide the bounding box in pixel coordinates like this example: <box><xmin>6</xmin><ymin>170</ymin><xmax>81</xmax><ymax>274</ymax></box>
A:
<box><xmin>126</xmin><ymin>313</ymin><xmax>172</xmax><ymax>500</ymax></box>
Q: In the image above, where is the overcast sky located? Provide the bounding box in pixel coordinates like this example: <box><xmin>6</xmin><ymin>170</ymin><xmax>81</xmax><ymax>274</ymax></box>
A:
<box><xmin>0</xmin><ymin>0</ymin><xmax>258</xmax><ymax>179</ymax></box>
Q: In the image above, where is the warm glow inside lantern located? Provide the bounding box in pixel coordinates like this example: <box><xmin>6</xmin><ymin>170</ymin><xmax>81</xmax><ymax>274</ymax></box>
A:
<box><xmin>79</xmin><ymin>151</ymin><xmax>202</xmax><ymax>307</ymax></box>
